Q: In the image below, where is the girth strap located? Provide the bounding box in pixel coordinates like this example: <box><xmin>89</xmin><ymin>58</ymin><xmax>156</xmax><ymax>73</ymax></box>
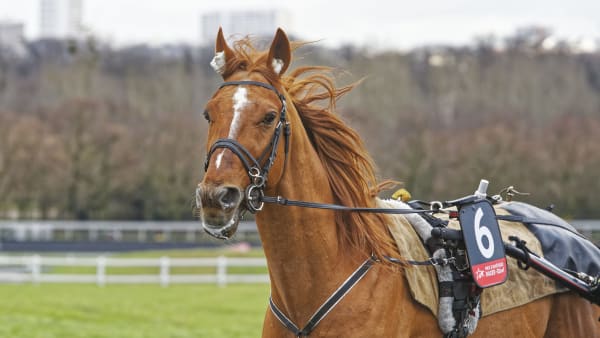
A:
<box><xmin>269</xmin><ymin>257</ymin><xmax>375</xmax><ymax>337</ymax></box>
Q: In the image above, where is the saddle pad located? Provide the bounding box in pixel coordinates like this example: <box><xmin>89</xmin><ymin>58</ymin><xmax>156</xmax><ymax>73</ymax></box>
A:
<box><xmin>379</xmin><ymin>199</ymin><xmax>564</xmax><ymax>318</ymax></box>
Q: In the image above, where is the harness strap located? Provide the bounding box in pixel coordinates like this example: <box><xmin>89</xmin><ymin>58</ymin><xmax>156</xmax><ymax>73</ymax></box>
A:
<box><xmin>495</xmin><ymin>214</ymin><xmax>587</xmax><ymax>239</ymax></box>
<box><xmin>269</xmin><ymin>257</ymin><xmax>375</xmax><ymax>337</ymax></box>
<box><xmin>269</xmin><ymin>298</ymin><xmax>303</xmax><ymax>337</ymax></box>
<box><xmin>385</xmin><ymin>255</ymin><xmax>453</xmax><ymax>267</ymax></box>
<box><xmin>219</xmin><ymin>80</ymin><xmax>286</xmax><ymax>102</ymax></box>
<box><xmin>261</xmin><ymin>195</ymin><xmax>433</xmax><ymax>214</ymax></box>
<box><xmin>205</xmin><ymin>138</ymin><xmax>261</xmax><ymax>173</ymax></box>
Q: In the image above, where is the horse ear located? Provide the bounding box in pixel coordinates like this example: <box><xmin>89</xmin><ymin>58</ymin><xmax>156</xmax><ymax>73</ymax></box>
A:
<box><xmin>267</xmin><ymin>28</ymin><xmax>291</xmax><ymax>76</ymax></box>
<box><xmin>211</xmin><ymin>27</ymin><xmax>234</xmax><ymax>76</ymax></box>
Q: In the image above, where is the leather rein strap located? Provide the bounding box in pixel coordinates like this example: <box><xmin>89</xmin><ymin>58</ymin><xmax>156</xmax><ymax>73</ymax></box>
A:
<box><xmin>269</xmin><ymin>257</ymin><xmax>375</xmax><ymax>337</ymax></box>
<box><xmin>261</xmin><ymin>195</ymin><xmax>433</xmax><ymax>215</ymax></box>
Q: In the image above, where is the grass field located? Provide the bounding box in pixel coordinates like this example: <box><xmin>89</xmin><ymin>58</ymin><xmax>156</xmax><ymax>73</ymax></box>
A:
<box><xmin>0</xmin><ymin>248</ymin><xmax>271</xmax><ymax>337</ymax></box>
<box><xmin>0</xmin><ymin>283</ymin><xmax>270</xmax><ymax>338</ymax></box>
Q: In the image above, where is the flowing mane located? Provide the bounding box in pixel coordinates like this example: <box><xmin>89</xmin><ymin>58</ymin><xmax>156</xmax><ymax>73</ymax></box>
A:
<box><xmin>227</xmin><ymin>37</ymin><xmax>400</xmax><ymax>263</ymax></box>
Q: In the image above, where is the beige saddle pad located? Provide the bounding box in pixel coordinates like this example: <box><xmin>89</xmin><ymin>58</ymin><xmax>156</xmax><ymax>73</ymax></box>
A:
<box><xmin>379</xmin><ymin>199</ymin><xmax>564</xmax><ymax>317</ymax></box>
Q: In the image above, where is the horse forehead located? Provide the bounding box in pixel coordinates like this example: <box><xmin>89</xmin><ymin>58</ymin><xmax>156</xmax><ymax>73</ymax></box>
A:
<box><xmin>228</xmin><ymin>72</ymin><xmax>280</xmax><ymax>100</ymax></box>
<box><xmin>213</xmin><ymin>86</ymin><xmax>278</xmax><ymax>112</ymax></box>
<box><xmin>211</xmin><ymin>88</ymin><xmax>266</xmax><ymax>112</ymax></box>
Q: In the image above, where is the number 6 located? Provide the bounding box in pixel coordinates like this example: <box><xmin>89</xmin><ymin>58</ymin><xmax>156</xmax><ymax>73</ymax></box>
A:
<box><xmin>474</xmin><ymin>207</ymin><xmax>494</xmax><ymax>258</ymax></box>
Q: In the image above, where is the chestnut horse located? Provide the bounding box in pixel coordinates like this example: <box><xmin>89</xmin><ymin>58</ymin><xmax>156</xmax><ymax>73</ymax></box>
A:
<box><xmin>196</xmin><ymin>28</ymin><xmax>599</xmax><ymax>337</ymax></box>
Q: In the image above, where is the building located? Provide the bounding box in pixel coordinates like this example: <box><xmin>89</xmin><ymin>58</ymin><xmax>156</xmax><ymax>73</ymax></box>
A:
<box><xmin>39</xmin><ymin>0</ymin><xmax>84</xmax><ymax>39</ymax></box>
<box><xmin>200</xmin><ymin>10</ymin><xmax>292</xmax><ymax>46</ymax></box>
<box><xmin>0</xmin><ymin>21</ymin><xmax>26</xmax><ymax>56</ymax></box>
<box><xmin>0</xmin><ymin>21</ymin><xmax>24</xmax><ymax>49</ymax></box>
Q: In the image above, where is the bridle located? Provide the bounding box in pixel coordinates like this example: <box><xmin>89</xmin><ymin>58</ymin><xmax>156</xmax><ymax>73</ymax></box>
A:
<box><xmin>204</xmin><ymin>80</ymin><xmax>291</xmax><ymax>213</ymax></box>
<box><xmin>204</xmin><ymin>80</ymin><xmax>433</xmax><ymax>216</ymax></box>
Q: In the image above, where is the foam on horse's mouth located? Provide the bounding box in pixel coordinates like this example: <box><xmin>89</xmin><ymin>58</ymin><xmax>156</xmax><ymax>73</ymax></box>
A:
<box><xmin>201</xmin><ymin>212</ymin><xmax>240</xmax><ymax>240</ymax></box>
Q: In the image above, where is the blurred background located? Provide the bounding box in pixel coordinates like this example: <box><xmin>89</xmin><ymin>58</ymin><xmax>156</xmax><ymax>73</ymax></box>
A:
<box><xmin>0</xmin><ymin>1</ymin><xmax>599</xmax><ymax>337</ymax></box>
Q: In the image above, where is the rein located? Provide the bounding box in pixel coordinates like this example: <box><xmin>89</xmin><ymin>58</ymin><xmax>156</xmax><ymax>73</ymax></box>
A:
<box><xmin>261</xmin><ymin>195</ymin><xmax>433</xmax><ymax>214</ymax></box>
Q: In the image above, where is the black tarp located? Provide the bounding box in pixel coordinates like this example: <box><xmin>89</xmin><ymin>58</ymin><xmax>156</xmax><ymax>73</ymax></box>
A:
<box><xmin>500</xmin><ymin>201</ymin><xmax>600</xmax><ymax>276</ymax></box>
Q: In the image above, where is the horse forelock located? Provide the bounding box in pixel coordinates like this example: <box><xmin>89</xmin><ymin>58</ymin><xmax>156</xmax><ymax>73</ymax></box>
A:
<box><xmin>220</xmin><ymin>37</ymin><xmax>281</xmax><ymax>84</ymax></box>
<box><xmin>225</xmin><ymin>37</ymin><xmax>401</xmax><ymax>266</ymax></box>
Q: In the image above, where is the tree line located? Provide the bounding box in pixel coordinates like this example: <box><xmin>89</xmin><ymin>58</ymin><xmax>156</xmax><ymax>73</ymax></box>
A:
<box><xmin>1</xmin><ymin>29</ymin><xmax>599</xmax><ymax>220</ymax></box>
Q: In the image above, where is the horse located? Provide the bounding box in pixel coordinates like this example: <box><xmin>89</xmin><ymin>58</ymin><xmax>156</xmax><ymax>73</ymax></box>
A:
<box><xmin>195</xmin><ymin>27</ymin><xmax>600</xmax><ymax>337</ymax></box>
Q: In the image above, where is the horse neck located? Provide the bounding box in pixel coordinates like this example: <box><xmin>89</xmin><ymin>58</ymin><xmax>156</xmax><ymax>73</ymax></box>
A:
<box><xmin>256</xmin><ymin>110</ymin><xmax>363</xmax><ymax>322</ymax></box>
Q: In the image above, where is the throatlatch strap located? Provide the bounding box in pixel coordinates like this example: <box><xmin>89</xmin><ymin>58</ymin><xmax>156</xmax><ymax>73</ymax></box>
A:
<box><xmin>269</xmin><ymin>257</ymin><xmax>375</xmax><ymax>337</ymax></box>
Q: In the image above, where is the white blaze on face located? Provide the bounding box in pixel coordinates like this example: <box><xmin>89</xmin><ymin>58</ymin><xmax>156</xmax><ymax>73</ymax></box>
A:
<box><xmin>215</xmin><ymin>86</ymin><xmax>249</xmax><ymax>169</ymax></box>
<box><xmin>229</xmin><ymin>87</ymin><xmax>248</xmax><ymax>138</ymax></box>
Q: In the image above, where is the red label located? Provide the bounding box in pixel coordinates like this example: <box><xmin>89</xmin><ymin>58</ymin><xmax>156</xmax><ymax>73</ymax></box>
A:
<box><xmin>471</xmin><ymin>257</ymin><xmax>508</xmax><ymax>287</ymax></box>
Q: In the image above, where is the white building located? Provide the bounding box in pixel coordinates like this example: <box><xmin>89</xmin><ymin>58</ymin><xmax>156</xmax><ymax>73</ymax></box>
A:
<box><xmin>0</xmin><ymin>21</ymin><xmax>24</xmax><ymax>49</ymax></box>
<box><xmin>0</xmin><ymin>21</ymin><xmax>26</xmax><ymax>56</ymax></box>
<box><xmin>39</xmin><ymin>0</ymin><xmax>84</xmax><ymax>39</ymax></box>
<box><xmin>200</xmin><ymin>10</ymin><xmax>292</xmax><ymax>46</ymax></box>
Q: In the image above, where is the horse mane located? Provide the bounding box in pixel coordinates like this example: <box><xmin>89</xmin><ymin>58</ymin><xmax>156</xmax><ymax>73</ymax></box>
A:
<box><xmin>227</xmin><ymin>37</ymin><xmax>401</xmax><ymax>265</ymax></box>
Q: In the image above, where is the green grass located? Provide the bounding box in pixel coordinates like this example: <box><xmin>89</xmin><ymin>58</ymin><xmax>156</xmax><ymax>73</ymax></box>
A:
<box><xmin>0</xmin><ymin>249</ymin><xmax>270</xmax><ymax>337</ymax></box>
<box><xmin>0</xmin><ymin>283</ymin><xmax>270</xmax><ymax>338</ymax></box>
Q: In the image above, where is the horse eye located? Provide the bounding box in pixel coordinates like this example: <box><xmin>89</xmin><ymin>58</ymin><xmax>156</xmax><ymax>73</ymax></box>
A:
<box><xmin>203</xmin><ymin>110</ymin><xmax>211</xmax><ymax>122</ymax></box>
<box><xmin>263</xmin><ymin>111</ymin><xmax>277</xmax><ymax>125</ymax></box>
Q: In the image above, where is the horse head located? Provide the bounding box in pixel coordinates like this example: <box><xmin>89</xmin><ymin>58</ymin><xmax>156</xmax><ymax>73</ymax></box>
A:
<box><xmin>196</xmin><ymin>28</ymin><xmax>292</xmax><ymax>239</ymax></box>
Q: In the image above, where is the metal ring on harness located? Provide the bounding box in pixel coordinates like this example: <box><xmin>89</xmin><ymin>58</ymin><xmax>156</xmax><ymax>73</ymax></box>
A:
<box><xmin>249</xmin><ymin>167</ymin><xmax>266</xmax><ymax>187</ymax></box>
<box><xmin>430</xmin><ymin>201</ymin><xmax>444</xmax><ymax>212</ymax></box>
<box><xmin>246</xmin><ymin>184</ymin><xmax>265</xmax><ymax>212</ymax></box>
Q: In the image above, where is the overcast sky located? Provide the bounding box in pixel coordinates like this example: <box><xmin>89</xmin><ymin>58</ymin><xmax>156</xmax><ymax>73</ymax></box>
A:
<box><xmin>1</xmin><ymin>0</ymin><xmax>599</xmax><ymax>50</ymax></box>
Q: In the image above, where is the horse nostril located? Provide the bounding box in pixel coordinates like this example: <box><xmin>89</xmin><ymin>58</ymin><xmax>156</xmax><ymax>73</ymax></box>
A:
<box><xmin>218</xmin><ymin>186</ymin><xmax>242</xmax><ymax>209</ymax></box>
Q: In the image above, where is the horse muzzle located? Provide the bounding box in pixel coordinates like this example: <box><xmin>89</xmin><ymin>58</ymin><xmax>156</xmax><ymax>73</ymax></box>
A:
<box><xmin>196</xmin><ymin>184</ymin><xmax>243</xmax><ymax>239</ymax></box>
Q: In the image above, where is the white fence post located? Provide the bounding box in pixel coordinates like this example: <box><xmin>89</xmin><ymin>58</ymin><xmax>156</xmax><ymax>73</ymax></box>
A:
<box><xmin>160</xmin><ymin>256</ymin><xmax>170</xmax><ymax>287</ymax></box>
<box><xmin>96</xmin><ymin>256</ymin><xmax>106</xmax><ymax>287</ymax></box>
<box><xmin>31</xmin><ymin>255</ymin><xmax>41</xmax><ymax>284</ymax></box>
<box><xmin>217</xmin><ymin>256</ymin><xmax>227</xmax><ymax>287</ymax></box>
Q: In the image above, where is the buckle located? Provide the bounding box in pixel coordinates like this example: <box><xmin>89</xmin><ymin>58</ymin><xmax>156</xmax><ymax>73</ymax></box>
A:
<box><xmin>245</xmin><ymin>185</ymin><xmax>265</xmax><ymax>213</ymax></box>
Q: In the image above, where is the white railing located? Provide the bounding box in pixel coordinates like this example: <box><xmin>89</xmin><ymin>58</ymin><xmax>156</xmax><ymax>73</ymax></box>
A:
<box><xmin>0</xmin><ymin>220</ymin><xmax>258</xmax><ymax>242</ymax></box>
<box><xmin>0</xmin><ymin>255</ymin><xmax>269</xmax><ymax>286</ymax></box>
